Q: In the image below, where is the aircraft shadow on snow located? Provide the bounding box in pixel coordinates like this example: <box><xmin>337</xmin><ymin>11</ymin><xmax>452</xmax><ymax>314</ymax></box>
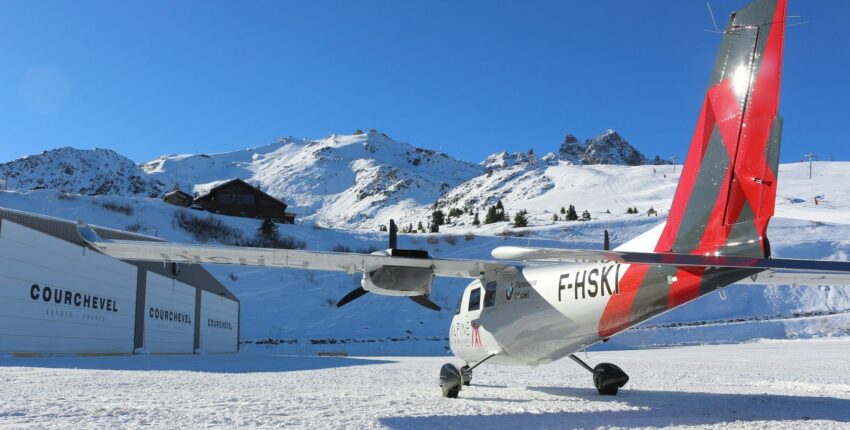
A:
<box><xmin>379</xmin><ymin>387</ymin><xmax>850</xmax><ymax>429</ymax></box>
<box><xmin>0</xmin><ymin>353</ymin><xmax>394</xmax><ymax>373</ymax></box>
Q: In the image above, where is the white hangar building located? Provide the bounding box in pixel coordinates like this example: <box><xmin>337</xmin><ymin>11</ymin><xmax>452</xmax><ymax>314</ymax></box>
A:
<box><xmin>0</xmin><ymin>207</ymin><xmax>240</xmax><ymax>355</ymax></box>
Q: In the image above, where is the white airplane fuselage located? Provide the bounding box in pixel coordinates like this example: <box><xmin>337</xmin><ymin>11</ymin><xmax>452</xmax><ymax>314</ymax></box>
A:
<box><xmin>450</xmin><ymin>261</ymin><xmax>631</xmax><ymax>367</ymax></box>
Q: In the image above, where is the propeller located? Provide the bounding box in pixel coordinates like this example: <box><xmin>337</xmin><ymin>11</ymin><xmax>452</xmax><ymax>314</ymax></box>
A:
<box><xmin>409</xmin><ymin>295</ymin><xmax>441</xmax><ymax>311</ymax></box>
<box><xmin>336</xmin><ymin>286</ymin><xmax>368</xmax><ymax>308</ymax></box>
<box><xmin>603</xmin><ymin>229</ymin><xmax>610</xmax><ymax>251</ymax></box>
<box><xmin>335</xmin><ymin>220</ymin><xmax>440</xmax><ymax>311</ymax></box>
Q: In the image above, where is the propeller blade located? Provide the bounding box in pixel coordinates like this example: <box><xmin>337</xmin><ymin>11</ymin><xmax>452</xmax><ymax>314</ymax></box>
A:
<box><xmin>336</xmin><ymin>287</ymin><xmax>368</xmax><ymax>308</ymax></box>
<box><xmin>409</xmin><ymin>295</ymin><xmax>441</xmax><ymax>311</ymax></box>
<box><xmin>603</xmin><ymin>230</ymin><xmax>610</xmax><ymax>251</ymax></box>
<box><xmin>389</xmin><ymin>219</ymin><xmax>398</xmax><ymax>249</ymax></box>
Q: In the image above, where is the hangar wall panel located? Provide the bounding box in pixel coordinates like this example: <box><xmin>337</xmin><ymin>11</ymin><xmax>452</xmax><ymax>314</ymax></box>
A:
<box><xmin>0</xmin><ymin>220</ymin><xmax>137</xmax><ymax>354</ymax></box>
<box><xmin>144</xmin><ymin>272</ymin><xmax>195</xmax><ymax>353</ymax></box>
<box><xmin>200</xmin><ymin>290</ymin><xmax>238</xmax><ymax>353</ymax></box>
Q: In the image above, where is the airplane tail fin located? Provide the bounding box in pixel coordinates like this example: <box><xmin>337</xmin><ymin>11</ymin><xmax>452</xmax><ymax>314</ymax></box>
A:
<box><xmin>656</xmin><ymin>0</ymin><xmax>786</xmax><ymax>258</ymax></box>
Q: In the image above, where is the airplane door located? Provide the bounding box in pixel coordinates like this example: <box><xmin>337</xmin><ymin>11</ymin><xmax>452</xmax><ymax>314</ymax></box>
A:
<box><xmin>465</xmin><ymin>285</ymin><xmax>483</xmax><ymax>348</ymax></box>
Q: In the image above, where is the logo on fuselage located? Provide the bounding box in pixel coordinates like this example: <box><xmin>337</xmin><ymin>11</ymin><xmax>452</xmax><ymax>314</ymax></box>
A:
<box><xmin>558</xmin><ymin>264</ymin><xmax>621</xmax><ymax>301</ymax></box>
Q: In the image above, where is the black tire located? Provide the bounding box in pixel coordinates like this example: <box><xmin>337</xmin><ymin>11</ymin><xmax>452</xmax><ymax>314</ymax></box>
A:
<box><xmin>597</xmin><ymin>385</ymin><xmax>619</xmax><ymax>396</ymax></box>
<box><xmin>442</xmin><ymin>386</ymin><xmax>460</xmax><ymax>398</ymax></box>
<box><xmin>593</xmin><ymin>362</ymin><xmax>628</xmax><ymax>396</ymax></box>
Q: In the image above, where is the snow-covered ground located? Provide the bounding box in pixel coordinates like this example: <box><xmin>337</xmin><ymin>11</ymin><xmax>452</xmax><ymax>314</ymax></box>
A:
<box><xmin>1</xmin><ymin>339</ymin><xmax>849</xmax><ymax>429</ymax></box>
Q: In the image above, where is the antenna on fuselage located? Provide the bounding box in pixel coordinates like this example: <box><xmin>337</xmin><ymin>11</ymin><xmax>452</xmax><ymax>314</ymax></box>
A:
<box><xmin>603</xmin><ymin>230</ymin><xmax>610</xmax><ymax>251</ymax></box>
<box><xmin>704</xmin><ymin>1</ymin><xmax>722</xmax><ymax>33</ymax></box>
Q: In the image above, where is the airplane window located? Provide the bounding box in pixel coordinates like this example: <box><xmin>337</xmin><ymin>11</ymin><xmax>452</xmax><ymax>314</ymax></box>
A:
<box><xmin>454</xmin><ymin>295</ymin><xmax>462</xmax><ymax>315</ymax></box>
<box><xmin>468</xmin><ymin>287</ymin><xmax>481</xmax><ymax>312</ymax></box>
<box><xmin>484</xmin><ymin>281</ymin><xmax>497</xmax><ymax>307</ymax></box>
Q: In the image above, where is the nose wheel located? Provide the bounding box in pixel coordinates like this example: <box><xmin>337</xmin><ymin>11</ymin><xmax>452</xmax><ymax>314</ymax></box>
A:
<box><xmin>569</xmin><ymin>354</ymin><xmax>629</xmax><ymax>395</ymax></box>
<box><xmin>439</xmin><ymin>353</ymin><xmax>496</xmax><ymax>398</ymax></box>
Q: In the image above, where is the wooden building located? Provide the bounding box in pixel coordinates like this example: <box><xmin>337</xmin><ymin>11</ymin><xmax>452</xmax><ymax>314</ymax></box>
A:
<box><xmin>163</xmin><ymin>189</ymin><xmax>194</xmax><ymax>207</ymax></box>
<box><xmin>194</xmin><ymin>179</ymin><xmax>294</xmax><ymax>223</ymax></box>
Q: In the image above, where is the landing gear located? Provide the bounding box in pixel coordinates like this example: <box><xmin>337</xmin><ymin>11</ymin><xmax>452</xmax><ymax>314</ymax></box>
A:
<box><xmin>569</xmin><ymin>354</ymin><xmax>629</xmax><ymax>396</ymax></box>
<box><xmin>461</xmin><ymin>365</ymin><xmax>472</xmax><ymax>386</ymax></box>
<box><xmin>440</xmin><ymin>354</ymin><xmax>496</xmax><ymax>398</ymax></box>
<box><xmin>439</xmin><ymin>363</ymin><xmax>461</xmax><ymax>398</ymax></box>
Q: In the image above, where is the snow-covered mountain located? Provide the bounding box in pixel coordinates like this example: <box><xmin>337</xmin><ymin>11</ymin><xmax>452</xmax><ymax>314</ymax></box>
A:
<box><xmin>0</xmin><ymin>147</ymin><xmax>165</xmax><ymax>197</ymax></box>
<box><xmin>142</xmin><ymin>130</ymin><xmax>483</xmax><ymax>228</ymax></box>
<box><xmin>0</xmin><ymin>128</ymin><xmax>673</xmax><ymax>231</ymax></box>
<box><xmin>557</xmin><ymin>129</ymin><xmax>668</xmax><ymax>166</ymax></box>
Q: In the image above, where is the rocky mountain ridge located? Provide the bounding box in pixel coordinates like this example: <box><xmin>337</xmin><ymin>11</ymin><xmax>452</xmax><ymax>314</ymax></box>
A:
<box><xmin>2</xmin><ymin>129</ymin><xmax>669</xmax><ymax>229</ymax></box>
<box><xmin>0</xmin><ymin>147</ymin><xmax>164</xmax><ymax>197</ymax></box>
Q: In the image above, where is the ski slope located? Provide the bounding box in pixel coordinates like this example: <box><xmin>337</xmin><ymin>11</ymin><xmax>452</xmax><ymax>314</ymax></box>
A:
<box><xmin>1</xmin><ymin>339</ymin><xmax>849</xmax><ymax>429</ymax></box>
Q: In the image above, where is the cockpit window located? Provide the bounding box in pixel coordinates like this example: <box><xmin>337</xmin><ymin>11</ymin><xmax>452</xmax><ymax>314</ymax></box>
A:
<box><xmin>483</xmin><ymin>281</ymin><xmax>497</xmax><ymax>307</ymax></box>
<box><xmin>454</xmin><ymin>295</ymin><xmax>463</xmax><ymax>315</ymax></box>
<box><xmin>468</xmin><ymin>287</ymin><xmax>481</xmax><ymax>312</ymax></box>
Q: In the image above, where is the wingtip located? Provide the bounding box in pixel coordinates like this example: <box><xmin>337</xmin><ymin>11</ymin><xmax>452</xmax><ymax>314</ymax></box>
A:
<box><xmin>76</xmin><ymin>220</ymin><xmax>104</xmax><ymax>246</ymax></box>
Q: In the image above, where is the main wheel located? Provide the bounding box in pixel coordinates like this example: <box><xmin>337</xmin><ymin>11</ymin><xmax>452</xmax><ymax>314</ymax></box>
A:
<box><xmin>596</xmin><ymin>384</ymin><xmax>619</xmax><ymax>396</ymax></box>
<box><xmin>593</xmin><ymin>363</ymin><xmax>629</xmax><ymax>396</ymax></box>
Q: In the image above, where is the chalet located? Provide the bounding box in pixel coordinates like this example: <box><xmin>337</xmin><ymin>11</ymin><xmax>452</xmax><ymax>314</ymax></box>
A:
<box><xmin>193</xmin><ymin>179</ymin><xmax>295</xmax><ymax>223</ymax></box>
<box><xmin>163</xmin><ymin>189</ymin><xmax>194</xmax><ymax>207</ymax></box>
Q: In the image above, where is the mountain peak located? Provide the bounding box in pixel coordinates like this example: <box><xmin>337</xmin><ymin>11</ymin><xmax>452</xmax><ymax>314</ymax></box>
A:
<box><xmin>583</xmin><ymin>129</ymin><xmax>645</xmax><ymax>166</ymax></box>
<box><xmin>0</xmin><ymin>147</ymin><xmax>165</xmax><ymax>196</ymax></box>
<box><xmin>556</xmin><ymin>130</ymin><xmax>647</xmax><ymax>166</ymax></box>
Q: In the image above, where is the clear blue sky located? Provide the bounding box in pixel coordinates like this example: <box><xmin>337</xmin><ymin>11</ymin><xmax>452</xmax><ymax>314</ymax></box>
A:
<box><xmin>1</xmin><ymin>0</ymin><xmax>848</xmax><ymax>164</ymax></box>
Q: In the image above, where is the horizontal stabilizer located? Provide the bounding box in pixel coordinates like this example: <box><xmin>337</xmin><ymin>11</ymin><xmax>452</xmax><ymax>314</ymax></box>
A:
<box><xmin>492</xmin><ymin>246</ymin><xmax>850</xmax><ymax>274</ymax></box>
<box><xmin>733</xmin><ymin>270</ymin><xmax>850</xmax><ymax>287</ymax></box>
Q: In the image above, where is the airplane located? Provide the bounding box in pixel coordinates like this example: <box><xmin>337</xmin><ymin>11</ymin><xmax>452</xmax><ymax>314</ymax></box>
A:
<box><xmin>76</xmin><ymin>0</ymin><xmax>850</xmax><ymax>398</ymax></box>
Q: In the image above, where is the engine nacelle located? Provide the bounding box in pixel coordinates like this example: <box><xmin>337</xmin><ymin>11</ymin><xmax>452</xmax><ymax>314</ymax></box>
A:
<box><xmin>361</xmin><ymin>265</ymin><xmax>433</xmax><ymax>297</ymax></box>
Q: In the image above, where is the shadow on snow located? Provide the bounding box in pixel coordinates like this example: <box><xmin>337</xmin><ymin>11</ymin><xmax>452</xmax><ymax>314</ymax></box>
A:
<box><xmin>379</xmin><ymin>386</ymin><xmax>850</xmax><ymax>429</ymax></box>
<box><xmin>0</xmin><ymin>352</ymin><xmax>394</xmax><ymax>373</ymax></box>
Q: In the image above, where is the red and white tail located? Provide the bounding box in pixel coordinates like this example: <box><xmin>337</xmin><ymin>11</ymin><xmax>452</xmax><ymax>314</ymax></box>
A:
<box><xmin>598</xmin><ymin>0</ymin><xmax>788</xmax><ymax>337</ymax></box>
<box><xmin>656</xmin><ymin>0</ymin><xmax>786</xmax><ymax>258</ymax></box>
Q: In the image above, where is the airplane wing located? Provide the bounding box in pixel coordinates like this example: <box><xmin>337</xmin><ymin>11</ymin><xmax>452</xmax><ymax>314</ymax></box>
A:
<box><xmin>77</xmin><ymin>222</ymin><xmax>510</xmax><ymax>279</ymax></box>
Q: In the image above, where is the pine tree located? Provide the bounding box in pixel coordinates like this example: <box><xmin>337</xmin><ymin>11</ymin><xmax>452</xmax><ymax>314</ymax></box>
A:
<box><xmin>566</xmin><ymin>205</ymin><xmax>579</xmax><ymax>221</ymax></box>
<box><xmin>432</xmin><ymin>210</ymin><xmax>445</xmax><ymax>226</ymax></box>
<box><xmin>560</xmin><ymin>206</ymin><xmax>566</xmax><ymax>215</ymax></box>
<box><xmin>513</xmin><ymin>210</ymin><xmax>529</xmax><ymax>227</ymax></box>
<box><xmin>473</xmin><ymin>211</ymin><xmax>480</xmax><ymax>226</ymax></box>
<box><xmin>257</xmin><ymin>218</ymin><xmax>279</xmax><ymax>247</ymax></box>
<box><xmin>484</xmin><ymin>206</ymin><xmax>498</xmax><ymax>224</ymax></box>
<box><xmin>259</xmin><ymin>218</ymin><xmax>278</xmax><ymax>236</ymax></box>
<box><xmin>552</xmin><ymin>213</ymin><xmax>559</xmax><ymax>221</ymax></box>
<box><xmin>430</xmin><ymin>222</ymin><xmax>439</xmax><ymax>233</ymax></box>
<box><xmin>417</xmin><ymin>221</ymin><xmax>425</xmax><ymax>232</ymax></box>
<box><xmin>581</xmin><ymin>210</ymin><xmax>591</xmax><ymax>221</ymax></box>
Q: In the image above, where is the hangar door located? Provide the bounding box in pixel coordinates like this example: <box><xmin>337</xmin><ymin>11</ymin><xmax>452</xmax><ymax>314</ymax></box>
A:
<box><xmin>0</xmin><ymin>220</ymin><xmax>137</xmax><ymax>354</ymax></box>
<box><xmin>200</xmin><ymin>290</ymin><xmax>238</xmax><ymax>353</ymax></box>
<box><xmin>144</xmin><ymin>272</ymin><xmax>196</xmax><ymax>353</ymax></box>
